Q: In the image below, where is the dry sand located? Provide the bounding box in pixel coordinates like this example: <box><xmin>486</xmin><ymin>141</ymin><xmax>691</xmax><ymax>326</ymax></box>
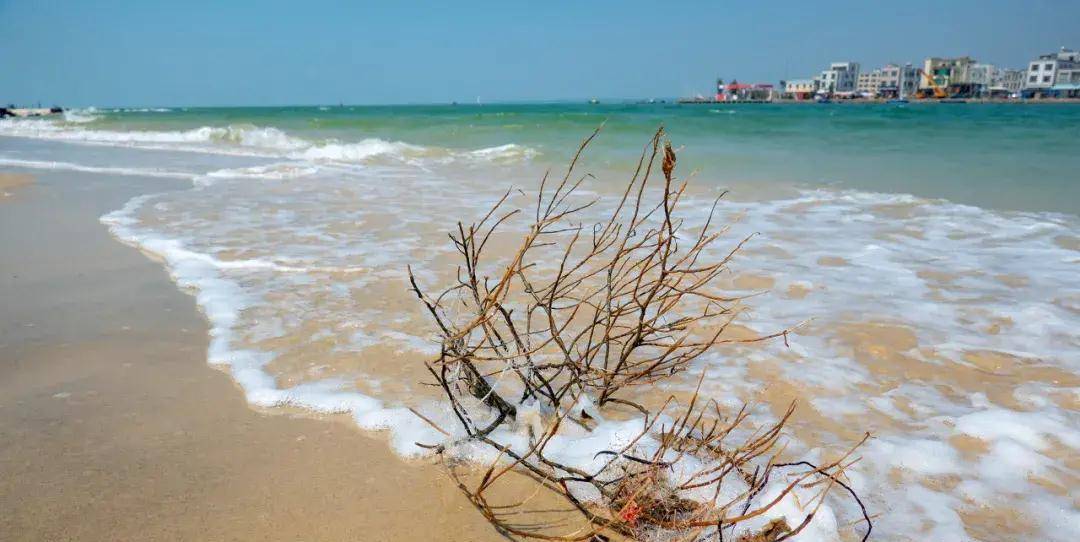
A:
<box><xmin>0</xmin><ymin>168</ymin><xmax>503</xmax><ymax>541</ymax></box>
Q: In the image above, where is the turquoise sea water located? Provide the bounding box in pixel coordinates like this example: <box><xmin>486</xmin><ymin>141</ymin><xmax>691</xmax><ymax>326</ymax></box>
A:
<box><xmin>69</xmin><ymin>102</ymin><xmax>1080</xmax><ymax>214</ymax></box>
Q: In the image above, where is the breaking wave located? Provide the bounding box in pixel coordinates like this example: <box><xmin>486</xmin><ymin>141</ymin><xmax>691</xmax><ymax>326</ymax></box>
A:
<box><xmin>0</xmin><ymin>118</ymin><xmax>538</xmax><ymax>167</ymax></box>
<box><xmin>62</xmin><ymin>107</ymin><xmax>101</xmax><ymax>123</ymax></box>
<box><xmin>96</xmin><ymin>151</ymin><xmax>1080</xmax><ymax>541</ymax></box>
<box><xmin>108</xmin><ymin>107</ymin><xmax>173</xmax><ymax>113</ymax></box>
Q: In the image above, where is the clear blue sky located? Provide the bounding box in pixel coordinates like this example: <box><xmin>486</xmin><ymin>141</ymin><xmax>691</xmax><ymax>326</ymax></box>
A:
<box><xmin>1</xmin><ymin>0</ymin><xmax>1077</xmax><ymax>107</ymax></box>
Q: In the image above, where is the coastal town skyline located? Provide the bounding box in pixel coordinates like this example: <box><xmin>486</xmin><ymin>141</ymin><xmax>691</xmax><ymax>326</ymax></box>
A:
<box><xmin>698</xmin><ymin>46</ymin><xmax>1080</xmax><ymax>102</ymax></box>
<box><xmin>6</xmin><ymin>42</ymin><xmax>1078</xmax><ymax>109</ymax></box>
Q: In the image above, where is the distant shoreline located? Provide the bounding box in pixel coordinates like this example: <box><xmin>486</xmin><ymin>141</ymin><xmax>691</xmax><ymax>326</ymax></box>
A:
<box><xmin>677</xmin><ymin>97</ymin><xmax>1080</xmax><ymax>105</ymax></box>
<box><xmin>5</xmin><ymin>99</ymin><xmax>1079</xmax><ymax>112</ymax></box>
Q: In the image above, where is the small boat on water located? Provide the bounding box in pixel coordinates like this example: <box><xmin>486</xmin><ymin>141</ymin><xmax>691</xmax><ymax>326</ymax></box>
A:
<box><xmin>887</xmin><ymin>98</ymin><xmax>909</xmax><ymax>105</ymax></box>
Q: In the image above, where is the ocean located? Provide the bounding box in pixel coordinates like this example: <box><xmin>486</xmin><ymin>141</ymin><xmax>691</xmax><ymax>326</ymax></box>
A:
<box><xmin>1</xmin><ymin>103</ymin><xmax>1078</xmax><ymax>541</ymax></box>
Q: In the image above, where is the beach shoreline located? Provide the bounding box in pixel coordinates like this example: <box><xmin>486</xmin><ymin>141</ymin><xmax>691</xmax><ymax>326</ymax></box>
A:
<box><xmin>0</xmin><ymin>166</ymin><xmax>502</xmax><ymax>541</ymax></box>
<box><xmin>1</xmin><ymin>102</ymin><xmax>1077</xmax><ymax>540</ymax></box>
<box><xmin>0</xmin><ymin>172</ymin><xmax>33</xmax><ymax>198</ymax></box>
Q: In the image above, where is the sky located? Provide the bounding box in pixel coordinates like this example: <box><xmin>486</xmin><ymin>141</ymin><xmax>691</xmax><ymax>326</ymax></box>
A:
<box><xmin>1</xmin><ymin>0</ymin><xmax>1078</xmax><ymax>107</ymax></box>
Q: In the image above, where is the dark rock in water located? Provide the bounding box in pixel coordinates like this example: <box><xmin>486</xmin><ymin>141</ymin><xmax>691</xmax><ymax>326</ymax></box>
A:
<box><xmin>50</xmin><ymin>107</ymin><xmax>64</xmax><ymax>114</ymax></box>
<box><xmin>0</xmin><ymin>108</ymin><xmax>12</xmax><ymax>118</ymax></box>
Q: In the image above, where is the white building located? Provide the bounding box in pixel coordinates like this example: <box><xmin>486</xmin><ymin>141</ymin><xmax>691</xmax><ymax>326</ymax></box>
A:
<box><xmin>783</xmin><ymin>79</ymin><xmax>818</xmax><ymax>99</ymax></box>
<box><xmin>892</xmin><ymin>63</ymin><xmax>920</xmax><ymax>98</ymax></box>
<box><xmin>969</xmin><ymin>63</ymin><xmax>999</xmax><ymax>96</ymax></box>
<box><xmin>1024</xmin><ymin>48</ymin><xmax>1080</xmax><ymax>92</ymax></box>
<box><xmin>817</xmin><ymin>62</ymin><xmax>860</xmax><ymax>94</ymax></box>
<box><xmin>861</xmin><ymin>63</ymin><xmax>919</xmax><ymax>98</ymax></box>
<box><xmin>992</xmin><ymin>69</ymin><xmax>1025</xmax><ymax>95</ymax></box>
<box><xmin>1057</xmin><ymin>65</ymin><xmax>1080</xmax><ymax>86</ymax></box>
<box><xmin>856</xmin><ymin>69</ymin><xmax>884</xmax><ymax>96</ymax></box>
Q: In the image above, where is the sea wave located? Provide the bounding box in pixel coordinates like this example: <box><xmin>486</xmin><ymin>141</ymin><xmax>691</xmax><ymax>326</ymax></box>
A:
<box><xmin>0</xmin><ymin>118</ymin><xmax>539</xmax><ymax>167</ymax></box>
<box><xmin>0</xmin><ymin>157</ymin><xmax>198</xmax><ymax>180</ymax></box>
<box><xmin>460</xmin><ymin>143</ymin><xmax>538</xmax><ymax>163</ymax></box>
<box><xmin>62</xmin><ymin>107</ymin><xmax>101</xmax><ymax>123</ymax></box>
<box><xmin>100</xmin><ymin>186</ymin><xmax>841</xmax><ymax>541</ymax></box>
<box><xmin>0</xmin><ymin>156</ymin><xmax>335</xmax><ymax>187</ymax></box>
<box><xmin>96</xmin><ymin>155</ymin><xmax>1080</xmax><ymax>542</ymax></box>
<box><xmin>204</xmin><ymin>163</ymin><xmax>322</xmax><ymax>181</ymax></box>
<box><xmin>109</xmin><ymin>107</ymin><xmax>173</xmax><ymax>113</ymax></box>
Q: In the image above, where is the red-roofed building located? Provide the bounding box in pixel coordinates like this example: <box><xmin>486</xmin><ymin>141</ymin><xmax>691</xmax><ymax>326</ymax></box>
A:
<box><xmin>715</xmin><ymin>79</ymin><xmax>776</xmax><ymax>101</ymax></box>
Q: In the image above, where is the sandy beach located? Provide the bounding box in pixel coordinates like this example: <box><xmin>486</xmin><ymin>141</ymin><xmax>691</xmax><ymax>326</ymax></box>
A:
<box><xmin>0</xmin><ymin>168</ymin><xmax>502</xmax><ymax>541</ymax></box>
<box><xmin>0</xmin><ymin>173</ymin><xmax>33</xmax><ymax>198</ymax></box>
<box><xmin>0</xmin><ymin>99</ymin><xmax>1077</xmax><ymax>541</ymax></box>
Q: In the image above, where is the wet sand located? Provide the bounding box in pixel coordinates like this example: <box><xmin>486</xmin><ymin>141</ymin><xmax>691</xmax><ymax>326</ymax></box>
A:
<box><xmin>0</xmin><ymin>168</ymin><xmax>502</xmax><ymax>541</ymax></box>
<box><xmin>0</xmin><ymin>172</ymin><xmax>33</xmax><ymax>197</ymax></box>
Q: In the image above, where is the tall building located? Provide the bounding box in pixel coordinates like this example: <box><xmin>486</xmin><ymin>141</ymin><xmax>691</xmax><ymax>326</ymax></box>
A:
<box><xmin>817</xmin><ymin>62</ymin><xmax>860</xmax><ymax>93</ymax></box>
<box><xmin>879</xmin><ymin>63</ymin><xmax>920</xmax><ymax>98</ymax></box>
<box><xmin>1024</xmin><ymin>48</ymin><xmax>1080</xmax><ymax>97</ymax></box>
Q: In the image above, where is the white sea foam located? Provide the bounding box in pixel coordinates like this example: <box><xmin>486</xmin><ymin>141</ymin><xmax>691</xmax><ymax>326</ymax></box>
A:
<box><xmin>459</xmin><ymin>143</ymin><xmax>538</xmax><ymax>162</ymax></box>
<box><xmin>62</xmin><ymin>107</ymin><xmax>101</xmax><ymax>123</ymax></box>
<box><xmin>0</xmin><ymin>118</ymin><xmax>538</xmax><ymax>167</ymax></box>
<box><xmin>101</xmin><ymin>186</ymin><xmax>826</xmax><ymax>538</ymax></box>
<box><xmin>201</xmin><ymin>163</ymin><xmax>322</xmax><ymax>183</ymax></box>
<box><xmin>109</xmin><ymin>107</ymin><xmax>173</xmax><ymax>113</ymax></box>
<box><xmin>102</xmin><ymin>196</ymin><xmax>379</xmax><ymax>415</ymax></box>
<box><xmin>74</xmin><ymin>140</ymin><xmax>1080</xmax><ymax>542</ymax></box>
<box><xmin>0</xmin><ymin>157</ymin><xmax>198</xmax><ymax>180</ymax></box>
<box><xmin>293</xmin><ymin>138</ymin><xmax>424</xmax><ymax>163</ymax></box>
<box><xmin>0</xmin><ymin>156</ymin><xmax>330</xmax><ymax>187</ymax></box>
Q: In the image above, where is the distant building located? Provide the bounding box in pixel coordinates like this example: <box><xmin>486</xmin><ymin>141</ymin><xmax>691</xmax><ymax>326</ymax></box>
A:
<box><xmin>817</xmin><ymin>62</ymin><xmax>860</xmax><ymax>94</ymax></box>
<box><xmin>1024</xmin><ymin>48</ymin><xmax>1080</xmax><ymax>97</ymax></box>
<box><xmin>859</xmin><ymin>63</ymin><xmax>919</xmax><ymax>98</ymax></box>
<box><xmin>1056</xmin><ymin>63</ymin><xmax>1080</xmax><ymax>95</ymax></box>
<box><xmin>969</xmin><ymin>63</ymin><xmax>998</xmax><ymax>97</ymax></box>
<box><xmin>993</xmin><ymin>69</ymin><xmax>1025</xmax><ymax>95</ymax></box>
<box><xmin>783</xmin><ymin>79</ymin><xmax>817</xmax><ymax>100</ymax></box>
<box><xmin>856</xmin><ymin>69</ymin><xmax>884</xmax><ymax>96</ymax></box>
<box><xmin>921</xmin><ymin>56</ymin><xmax>977</xmax><ymax>96</ymax></box>
<box><xmin>716</xmin><ymin>79</ymin><xmax>776</xmax><ymax>101</ymax></box>
<box><xmin>884</xmin><ymin>63</ymin><xmax>920</xmax><ymax>98</ymax></box>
